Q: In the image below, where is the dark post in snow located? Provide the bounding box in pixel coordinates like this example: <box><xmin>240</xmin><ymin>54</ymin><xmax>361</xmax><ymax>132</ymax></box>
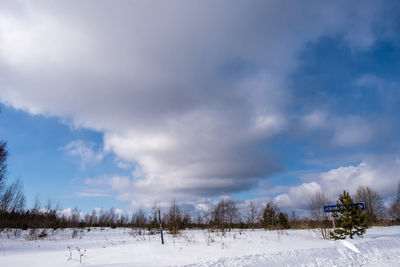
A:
<box><xmin>158</xmin><ymin>209</ymin><xmax>164</xmax><ymax>244</ymax></box>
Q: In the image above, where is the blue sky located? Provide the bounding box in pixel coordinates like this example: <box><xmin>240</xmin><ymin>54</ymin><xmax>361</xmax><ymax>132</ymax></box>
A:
<box><xmin>0</xmin><ymin>106</ymin><xmax>129</xmax><ymax>211</ymax></box>
<box><xmin>0</xmin><ymin>1</ymin><xmax>400</xmax><ymax>215</ymax></box>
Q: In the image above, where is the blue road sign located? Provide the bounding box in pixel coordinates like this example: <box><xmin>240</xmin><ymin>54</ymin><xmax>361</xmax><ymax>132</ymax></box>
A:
<box><xmin>324</xmin><ymin>205</ymin><xmax>340</xmax><ymax>213</ymax></box>
<box><xmin>324</xmin><ymin>202</ymin><xmax>365</xmax><ymax>213</ymax></box>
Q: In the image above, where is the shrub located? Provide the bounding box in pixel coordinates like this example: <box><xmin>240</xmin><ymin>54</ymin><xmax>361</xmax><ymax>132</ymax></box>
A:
<box><xmin>38</xmin><ymin>229</ymin><xmax>47</xmax><ymax>239</ymax></box>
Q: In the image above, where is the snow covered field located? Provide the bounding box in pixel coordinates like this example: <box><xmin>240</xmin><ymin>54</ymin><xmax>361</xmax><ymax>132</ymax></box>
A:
<box><xmin>1</xmin><ymin>226</ymin><xmax>400</xmax><ymax>266</ymax></box>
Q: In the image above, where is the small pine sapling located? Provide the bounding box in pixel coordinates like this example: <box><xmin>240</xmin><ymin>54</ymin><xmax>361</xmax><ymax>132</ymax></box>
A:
<box><xmin>330</xmin><ymin>190</ymin><xmax>369</xmax><ymax>240</ymax></box>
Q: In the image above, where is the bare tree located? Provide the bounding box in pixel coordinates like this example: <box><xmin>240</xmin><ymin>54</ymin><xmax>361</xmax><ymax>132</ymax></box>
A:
<box><xmin>309</xmin><ymin>190</ymin><xmax>331</xmax><ymax>239</ymax></box>
<box><xmin>134</xmin><ymin>207</ymin><xmax>147</xmax><ymax>229</ymax></box>
<box><xmin>355</xmin><ymin>186</ymin><xmax>385</xmax><ymax>224</ymax></box>
<box><xmin>45</xmin><ymin>197</ymin><xmax>53</xmax><ymax>214</ymax></box>
<box><xmin>32</xmin><ymin>194</ymin><xmax>41</xmax><ymax>214</ymax></box>
<box><xmin>0</xmin><ymin>179</ymin><xmax>25</xmax><ymax>213</ymax></box>
<box><xmin>389</xmin><ymin>182</ymin><xmax>400</xmax><ymax>222</ymax></box>
<box><xmin>70</xmin><ymin>206</ymin><xmax>80</xmax><ymax>226</ymax></box>
<box><xmin>195</xmin><ymin>212</ymin><xmax>203</xmax><ymax>227</ymax></box>
<box><xmin>289</xmin><ymin>210</ymin><xmax>300</xmax><ymax>229</ymax></box>
<box><xmin>0</xmin><ymin>141</ymin><xmax>7</xmax><ymax>194</ymax></box>
<box><xmin>226</xmin><ymin>198</ymin><xmax>239</xmax><ymax>226</ymax></box>
<box><xmin>166</xmin><ymin>200</ymin><xmax>182</xmax><ymax>235</ymax></box>
<box><xmin>148</xmin><ymin>201</ymin><xmax>162</xmax><ymax>232</ymax></box>
<box><xmin>246</xmin><ymin>200</ymin><xmax>258</xmax><ymax>230</ymax></box>
<box><xmin>181</xmin><ymin>211</ymin><xmax>191</xmax><ymax>229</ymax></box>
<box><xmin>211</xmin><ymin>197</ymin><xmax>238</xmax><ymax>230</ymax></box>
<box><xmin>89</xmin><ymin>209</ymin><xmax>98</xmax><ymax>226</ymax></box>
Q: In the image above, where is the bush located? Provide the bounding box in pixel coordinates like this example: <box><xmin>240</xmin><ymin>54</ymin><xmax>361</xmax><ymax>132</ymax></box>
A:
<box><xmin>38</xmin><ymin>229</ymin><xmax>47</xmax><ymax>239</ymax></box>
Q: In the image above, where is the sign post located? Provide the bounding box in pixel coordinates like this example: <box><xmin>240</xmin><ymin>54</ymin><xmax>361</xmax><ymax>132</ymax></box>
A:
<box><xmin>158</xmin><ymin>209</ymin><xmax>164</xmax><ymax>245</ymax></box>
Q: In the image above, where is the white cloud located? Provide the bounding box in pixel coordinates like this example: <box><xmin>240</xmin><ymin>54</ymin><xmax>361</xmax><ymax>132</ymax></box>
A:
<box><xmin>0</xmin><ymin>6</ymin><xmax>92</xmax><ymax>72</ymax></box>
<box><xmin>115</xmin><ymin>160</ymin><xmax>131</xmax><ymax>170</ymax></box>
<box><xmin>274</xmin><ymin>155</ymin><xmax>400</xmax><ymax>212</ymax></box>
<box><xmin>62</xmin><ymin>140</ymin><xmax>104</xmax><ymax>169</ymax></box>
<box><xmin>57</xmin><ymin>208</ymin><xmax>84</xmax><ymax>219</ymax></box>
<box><xmin>274</xmin><ymin>182</ymin><xmax>322</xmax><ymax>209</ymax></box>
<box><xmin>76</xmin><ymin>190</ymin><xmax>110</xmax><ymax>198</ymax></box>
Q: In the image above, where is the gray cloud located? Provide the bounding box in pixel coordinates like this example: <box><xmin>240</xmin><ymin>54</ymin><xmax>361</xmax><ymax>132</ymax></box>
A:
<box><xmin>0</xmin><ymin>1</ymin><xmax>396</xmax><ymax>206</ymax></box>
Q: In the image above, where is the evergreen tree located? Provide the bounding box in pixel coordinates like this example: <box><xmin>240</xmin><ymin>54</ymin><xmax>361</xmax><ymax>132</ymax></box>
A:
<box><xmin>277</xmin><ymin>212</ymin><xmax>290</xmax><ymax>229</ymax></box>
<box><xmin>330</xmin><ymin>191</ymin><xmax>369</xmax><ymax>240</ymax></box>
<box><xmin>261</xmin><ymin>202</ymin><xmax>277</xmax><ymax>229</ymax></box>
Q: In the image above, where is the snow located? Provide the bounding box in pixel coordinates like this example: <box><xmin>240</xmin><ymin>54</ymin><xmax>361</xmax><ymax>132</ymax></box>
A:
<box><xmin>1</xmin><ymin>227</ymin><xmax>400</xmax><ymax>266</ymax></box>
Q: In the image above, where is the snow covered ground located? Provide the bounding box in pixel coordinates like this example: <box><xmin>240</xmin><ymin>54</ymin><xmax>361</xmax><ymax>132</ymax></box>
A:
<box><xmin>1</xmin><ymin>226</ymin><xmax>400</xmax><ymax>266</ymax></box>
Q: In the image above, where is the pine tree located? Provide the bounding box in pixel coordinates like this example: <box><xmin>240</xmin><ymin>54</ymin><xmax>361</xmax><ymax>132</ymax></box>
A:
<box><xmin>330</xmin><ymin>190</ymin><xmax>369</xmax><ymax>240</ymax></box>
<box><xmin>277</xmin><ymin>212</ymin><xmax>290</xmax><ymax>229</ymax></box>
<box><xmin>261</xmin><ymin>203</ymin><xmax>277</xmax><ymax>230</ymax></box>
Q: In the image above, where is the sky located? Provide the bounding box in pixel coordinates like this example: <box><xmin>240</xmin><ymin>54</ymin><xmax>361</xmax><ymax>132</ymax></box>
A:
<box><xmin>0</xmin><ymin>0</ymin><xmax>400</xmax><ymax>216</ymax></box>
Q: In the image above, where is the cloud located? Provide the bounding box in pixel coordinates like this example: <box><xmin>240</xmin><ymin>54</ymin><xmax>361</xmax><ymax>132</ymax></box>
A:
<box><xmin>61</xmin><ymin>140</ymin><xmax>104</xmax><ymax>169</ymax></box>
<box><xmin>356</xmin><ymin>74</ymin><xmax>400</xmax><ymax>110</ymax></box>
<box><xmin>76</xmin><ymin>189</ymin><xmax>110</xmax><ymax>198</ymax></box>
<box><xmin>0</xmin><ymin>1</ymin><xmax>397</xmax><ymax>207</ymax></box>
<box><xmin>115</xmin><ymin>160</ymin><xmax>131</xmax><ymax>170</ymax></box>
<box><xmin>274</xmin><ymin>182</ymin><xmax>322</xmax><ymax>209</ymax></box>
<box><xmin>57</xmin><ymin>208</ymin><xmax>84</xmax><ymax>219</ymax></box>
<box><xmin>301</xmin><ymin>111</ymin><xmax>329</xmax><ymax>130</ymax></box>
<box><xmin>331</xmin><ymin>116</ymin><xmax>376</xmax><ymax>147</ymax></box>
<box><xmin>274</xmin><ymin>155</ymin><xmax>400</xmax><ymax>212</ymax></box>
<box><xmin>298</xmin><ymin>111</ymin><xmax>383</xmax><ymax>147</ymax></box>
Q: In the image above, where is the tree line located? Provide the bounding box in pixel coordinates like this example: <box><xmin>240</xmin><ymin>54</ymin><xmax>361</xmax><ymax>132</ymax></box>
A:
<box><xmin>1</xmin><ymin>187</ymin><xmax>400</xmax><ymax>233</ymax></box>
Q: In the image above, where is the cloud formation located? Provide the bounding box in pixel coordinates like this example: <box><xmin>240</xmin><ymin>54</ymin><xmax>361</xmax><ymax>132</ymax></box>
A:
<box><xmin>0</xmin><ymin>1</ymin><xmax>398</xmax><ymax>207</ymax></box>
<box><xmin>275</xmin><ymin>155</ymin><xmax>400</xmax><ymax>210</ymax></box>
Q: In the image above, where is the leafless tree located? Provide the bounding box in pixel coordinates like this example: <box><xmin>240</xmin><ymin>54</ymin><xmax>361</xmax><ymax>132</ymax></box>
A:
<box><xmin>45</xmin><ymin>197</ymin><xmax>53</xmax><ymax>214</ymax></box>
<box><xmin>211</xmin><ymin>197</ymin><xmax>238</xmax><ymax>230</ymax></box>
<box><xmin>134</xmin><ymin>207</ymin><xmax>147</xmax><ymax>229</ymax></box>
<box><xmin>195</xmin><ymin>212</ymin><xmax>203</xmax><ymax>226</ymax></box>
<box><xmin>119</xmin><ymin>214</ymin><xmax>128</xmax><ymax>226</ymax></box>
<box><xmin>89</xmin><ymin>209</ymin><xmax>98</xmax><ymax>226</ymax></box>
<box><xmin>32</xmin><ymin>194</ymin><xmax>41</xmax><ymax>214</ymax></box>
<box><xmin>389</xmin><ymin>182</ymin><xmax>400</xmax><ymax>222</ymax></box>
<box><xmin>246</xmin><ymin>200</ymin><xmax>258</xmax><ymax>229</ymax></box>
<box><xmin>0</xmin><ymin>141</ymin><xmax>7</xmax><ymax>194</ymax></box>
<box><xmin>0</xmin><ymin>179</ymin><xmax>25</xmax><ymax>213</ymax></box>
<box><xmin>70</xmin><ymin>206</ymin><xmax>80</xmax><ymax>226</ymax></box>
<box><xmin>309</xmin><ymin>190</ymin><xmax>332</xmax><ymax>239</ymax></box>
<box><xmin>355</xmin><ymin>185</ymin><xmax>385</xmax><ymax>224</ymax></box>
<box><xmin>167</xmin><ymin>199</ymin><xmax>182</xmax><ymax>235</ymax></box>
<box><xmin>289</xmin><ymin>210</ymin><xmax>300</xmax><ymax>229</ymax></box>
